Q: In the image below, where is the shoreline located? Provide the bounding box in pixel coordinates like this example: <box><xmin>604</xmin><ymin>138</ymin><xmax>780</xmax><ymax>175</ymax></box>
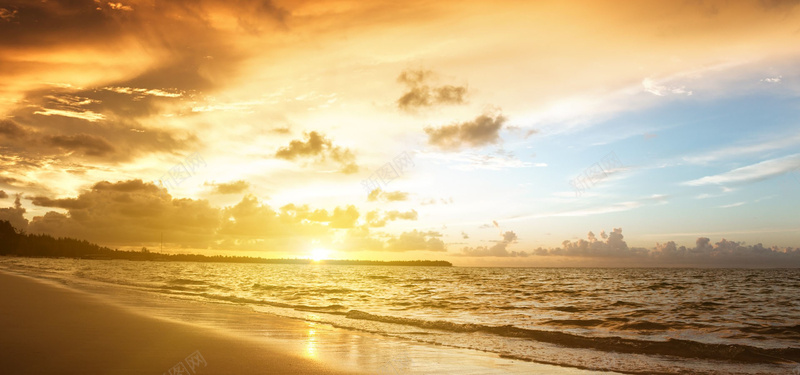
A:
<box><xmin>0</xmin><ymin>270</ymin><xmax>361</xmax><ymax>375</ymax></box>
<box><xmin>3</xmin><ymin>258</ymin><xmax>797</xmax><ymax>374</ymax></box>
<box><xmin>0</xmin><ymin>267</ymin><xmax>613</xmax><ymax>375</ymax></box>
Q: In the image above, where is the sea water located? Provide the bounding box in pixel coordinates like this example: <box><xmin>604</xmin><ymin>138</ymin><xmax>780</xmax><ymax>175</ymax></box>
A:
<box><xmin>2</xmin><ymin>257</ymin><xmax>798</xmax><ymax>374</ymax></box>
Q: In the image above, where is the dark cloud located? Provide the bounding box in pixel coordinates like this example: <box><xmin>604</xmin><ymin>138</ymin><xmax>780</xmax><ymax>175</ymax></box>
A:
<box><xmin>539</xmin><ymin>228</ymin><xmax>640</xmax><ymax>257</ymax></box>
<box><xmin>0</xmin><ymin>118</ymin><xmax>146</xmax><ymax>166</ymax></box>
<box><xmin>205</xmin><ymin>180</ymin><xmax>250</xmax><ymax>195</ymax></box>
<box><xmin>3</xmin><ymin>98</ymin><xmax>198</xmax><ymax>163</ymax></box>
<box><xmin>275</xmin><ymin>131</ymin><xmax>328</xmax><ymax>158</ymax></box>
<box><xmin>397</xmin><ymin>87</ymin><xmax>432</xmax><ymax>109</ymax></box>
<box><xmin>0</xmin><ymin>0</ymin><xmax>129</xmax><ymax>48</ymax></box>
<box><xmin>38</xmin><ymin>86</ymin><xmax>181</xmax><ymax>121</ymax></box>
<box><xmin>46</xmin><ymin>134</ymin><xmax>115</xmax><ymax>157</ymax></box>
<box><xmin>0</xmin><ymin>190</ymin><xmax>7</xmax><ymax>199</ymax></box>
<box><xmin>0</xmin><ymin>176</ymin><xmax>23</xmax><ymax>189</ymax></box>
<box><xmin>758</xmin><ymin>0</ymin><xmax>800</xmax><ymax>10</ymax></box>
<box><xmin>480</xmin><ymin>228</ymin><xmax>800</xmax><ymax>266</ymax></box>
<box><xmin>434</xmin><ymin>85</ymin><xmax>468</xmax><ymax>104</ymax></box>
<box><xmin>1</xmin><ymin>118</ymin><xmax>118</xmax><ymax>159</ymax></box>
<box><xmin>0</xmin><ymin>8</ymin><xmax>17</xmax><ymax>22</ymax></box>
<box><xmin>0</xmin><ymin>119</ymin><xmax>26</xmax><ymax>139</ymax></box>
<box><xmin>396</xmin><ymin>69</ymin><xmax>467</xmax><ymax>111</ymax></box>
<box><xmin>271</xmin><ymin>126</ymin><xmax>291</xmax><ymax>134</ymax></box>
<box><xmin>232</xmin><ymin>0</ymin><xmax>289</xmax><ymax>33</ymax></box>
<box><xmin>27</xmin><ymin>179</ymin><xmax>220</xmax><ymax>246</ymax></box>
<box><xmin>646</xmin><ymin>237</ymin><xmax>800</xmax><ymax>266</ymax></box>
<box><xmin>275</xmin><ymin>131</ymin><xmax>358</xmax><ymax>174</ymax></box>
<box><xmin>0</xmin><ymin>0</ymin><xmax>290</xmax><ymax>204</ymax></box>
<box><xmin>0</xmin><ymin>91</ymin><xmax>197</xmax><ymax>179</ymax></box>
<box><xmin>0</xmin><ymin>0</ymin><xmax>284</xmax><ymax>168</ymax></box>
<box><xmin>4</xmin><ymin>177</ymin><xmax>446</xmax><ymax>254</ymax></box>
<box><xmin>24</xmin><ymin>181</ymin><xmax>361</xmax><ymax>252</ymax></box>
<box><xmin>0</xmin><ymin>0</ymin><xmax>284</xmax><ymax>53</ymax></box>
<box><xmin>30</xmin><ymin>196</ymin><xmax>90</xmax><ymax>210</ymax></box>
<box><xmin>425</xmin><ymin>114</ymin><xmax>506</xmax><ymax>151</ymax></box>
<box><xmin>462</xmin><ymin>230</ymin><xmax>527</xmax><ymax>257</ymax></box>
<box><xmin>397</xmin><ymin>69</ymin><xmax>433</xmax><ymax>85</ymax></box>
<box><xmin>0</xmin><ymin>194</ymin><xmax>27</xmax><ymax>231</ymax></box>
<box><xmin>92</xmin><ymin>179</ymin><xmax>156</xmax><ymax>192</ymax></box>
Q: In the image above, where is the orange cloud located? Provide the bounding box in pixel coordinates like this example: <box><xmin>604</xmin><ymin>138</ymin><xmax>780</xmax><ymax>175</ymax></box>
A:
<box><xmin>425</xmin><ymin>114</ymin><xmax>506</xmax><ymax>151</ymax></box>
<box><xmin>275</xmin><ymin>131</ymin><xmax>358</xmax><ymax>174</ymax></box>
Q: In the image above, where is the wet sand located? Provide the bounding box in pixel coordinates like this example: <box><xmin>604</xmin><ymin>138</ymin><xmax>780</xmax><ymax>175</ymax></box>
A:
<box><xmin>0</xmin><ymin>270</ymin><xmax>360</xmax><ymax>375</ymax></box>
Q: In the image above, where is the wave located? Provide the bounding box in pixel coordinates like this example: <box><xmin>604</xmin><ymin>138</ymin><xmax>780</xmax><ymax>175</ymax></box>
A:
<box><xmin>342</xmin><ymin>310</ymin><xmax>800</xmax><ymax>364</ymax></box>
<box><xmin>186</xmin><ymin>292</ymin><xmax>350</xmax><ymax>314</ymax></box>
<box><xmin>252</xmin><ymin>283</ymin><xmax>293</xmax><ymax>291</ymax></box>
<box><xmin>251</xmin><ymin>284</ymin><xmax>355</xmax><ymax>295</ymax></box>
<box><xmin>678</xmin><ymin>301</ymin><xmax>724</xmax><ymax>311</ymax></box>
<box><xmin>542</xmin><ymin>319</ymin><xmax>605</xmax><ymax>327</ymax></box>
<box><xmin>547</xmin><ymin>305</ymin><xmax>583</xmax><ymax>312</ymax></box>
<box><xmin>616</xmin><ymin>321</ymin><xmax>671</xmax><ymax>331</ymax></box>
<box><xmin>611</xmin><ymin>300</ymin><xmax>643</xmax><ymax>307</ymax></box>
<box><xmin>538</xmin><ymin>289</ymin><xmax>581</xmax><ymax>296</ymax></box>
<box><xmin>168</xmin><ymin>278</ymin><xmax>208</xmax><ymax>286</ymax></box>
<box><xmin>739</xmin><ymin>324</ymin><xmax>800</xmax><ymax>337</ymax></box>
<box><xmin>163</xmin><ymin>278</ymin><xmax>230</xmax><ymax>292</ymax></box>
<box><xmin>159</xmin><ymin>285</ymin><xmax>206</xmax><ymax>292</ymax></box>
<box><xmin>307</xmin><ymin>287</ymin><xmax>356</xmax><ymax>294</ymax></box>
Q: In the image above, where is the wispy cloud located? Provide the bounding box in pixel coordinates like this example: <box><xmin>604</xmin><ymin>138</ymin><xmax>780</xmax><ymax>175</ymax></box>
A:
<box><xmin>419</xmin><ymin>151</ymin><xmax>540</xmax><ymax>171</ymax></box>
<box><xmin>552</xmin><ymin>201</ymin><xmax>642</xmax><ymax>217</ymax></box>
<box><xmin>33</xmin><ymin>108</ymin><xmax>105</xmax><ymax>122</ymax></box>
<box><xmin>719</xmin><ymin>201</ymin><xmax>745</xmax><ymax>208</ymax></box>
<box><xmin>507</xmin><ymin>200</ymin><xmax>646</xmax><ymax>223</ymax></box>
<box><xmin>104</xmin><ymin>86</ymin><xmax>182</xmax><ymax>98</ymax></box>
<box><xmin>107</xmin><ymin>2</ymin><xmax>134</xmax><ymax>12</ymax></box>
<box><xmin>683</xmin><ymin>153</ymin><xmax>800</xmax><ymax>186</ymax></box>
<box><xmin>684</xmin><ymin>133</ymin><xmax>800</xmax><ymax>164</ymax></box>
<box><xmin>695</xmin><ymin>187</ymin><xmax>735</xmax><ymax>199</ymax></box>
<box><xmin>642</xmin><ymin>77</ymin><xmax>692</xmax><ymax>96</ymax></box>
<box><xmin>640</xmin><ymin>227</ymin><xmax>800</xmax><ymax>239</ymax></box>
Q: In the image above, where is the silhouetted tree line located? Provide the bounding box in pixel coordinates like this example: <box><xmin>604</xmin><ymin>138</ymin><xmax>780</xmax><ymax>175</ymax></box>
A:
<box><xmin>0</xmin><ymin>221</ymin><xmax>452</xmax><ymax>267</ymax></box>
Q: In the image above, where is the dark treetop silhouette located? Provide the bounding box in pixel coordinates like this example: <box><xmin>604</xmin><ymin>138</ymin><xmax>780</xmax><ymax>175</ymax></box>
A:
<box><xmin>0</xmin><ymin>220</ymin><xmax>451</xmax><ymax>267</ymax></box>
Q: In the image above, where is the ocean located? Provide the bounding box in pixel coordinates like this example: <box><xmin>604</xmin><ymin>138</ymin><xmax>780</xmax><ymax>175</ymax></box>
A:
<box><xmin>2</xmin><ymin>257</ymin><xmax>798</xmax><ymax>375</ymax></box>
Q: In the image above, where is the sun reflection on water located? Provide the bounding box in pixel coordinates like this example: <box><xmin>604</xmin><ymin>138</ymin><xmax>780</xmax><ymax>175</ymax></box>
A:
<box><xmin>305</xmin><ymin>322</ymin><xmax>317</xmax><ymax>359</ymax></box>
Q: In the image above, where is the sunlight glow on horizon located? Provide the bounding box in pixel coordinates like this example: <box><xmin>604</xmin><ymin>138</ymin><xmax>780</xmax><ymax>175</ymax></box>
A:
<box><xmin>310</xmin><ymin>248</ymin><xmax>331</xmax><ymax>262</ymax></box>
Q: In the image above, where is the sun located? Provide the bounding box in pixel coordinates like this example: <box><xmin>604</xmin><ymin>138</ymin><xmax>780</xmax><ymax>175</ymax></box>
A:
<box><xmin>309</xmin><ymin>248</ymin><xmax>331</xmax><ymax>262</ymax></box>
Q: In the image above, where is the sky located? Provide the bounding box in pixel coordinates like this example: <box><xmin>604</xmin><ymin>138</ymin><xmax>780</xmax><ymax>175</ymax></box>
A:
<box><xmin>1</xmin><ymin>0</ymin><xmax>800</xmax><ymax>267</ymax></box>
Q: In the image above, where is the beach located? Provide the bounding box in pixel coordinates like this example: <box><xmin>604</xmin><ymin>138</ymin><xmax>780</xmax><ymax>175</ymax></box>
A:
<box><xmin>0</xmin><ymin>266</ymin><xmax>609</xmax><ymax>375</ymax></box>
<box><xmin>1</xmin><ymin>258</ymin><xmax>797</xmax><ymax>375</ymax></box>
<box><xmin>0</xmin><ymin>270</ymin><xmax>361</xmax><ymax>375</ymax></box>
